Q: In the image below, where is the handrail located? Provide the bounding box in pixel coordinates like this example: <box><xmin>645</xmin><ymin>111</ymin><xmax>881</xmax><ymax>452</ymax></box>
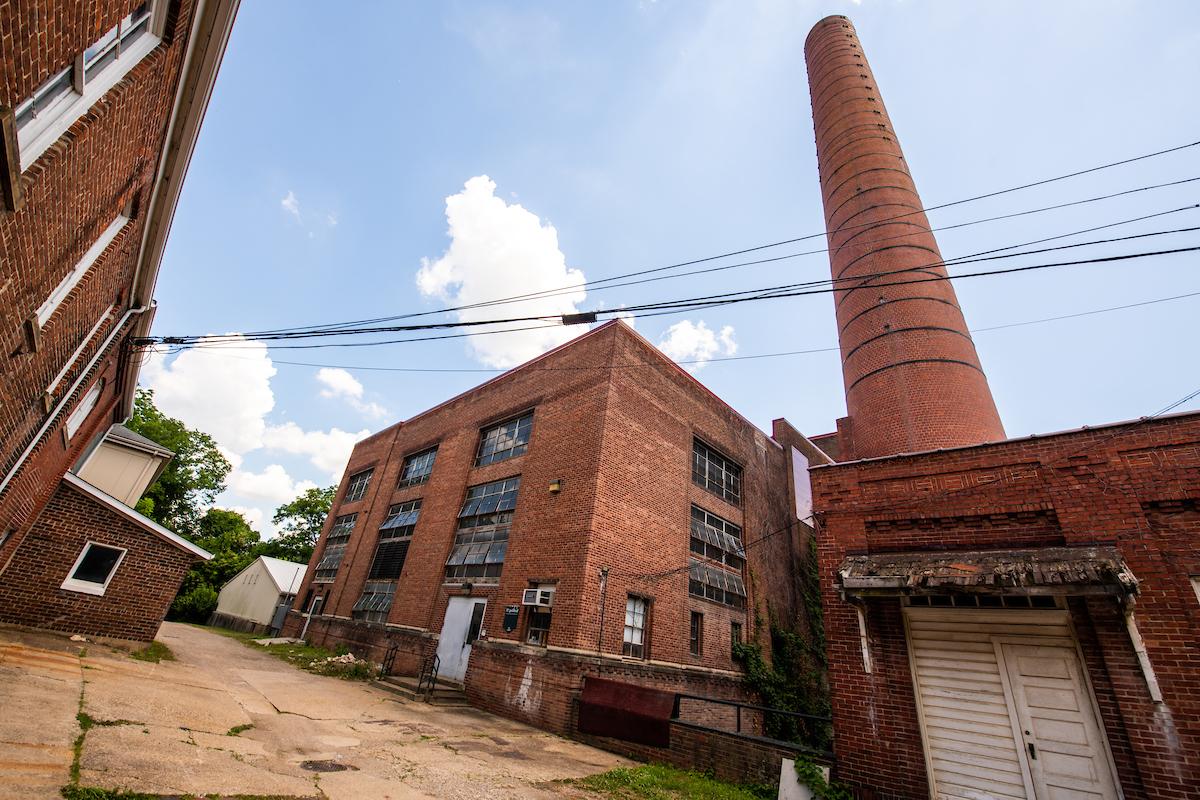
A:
<box><xmin>416</xmin><ymin>654</ymin><xmax>440</xmax><ymax>702</ymax></box>
<box><xmin>672</xmin><ymin>692</ymin><xmax>832</xmax><ymax>724</ymax></box>
<box><xmin>379</xmin><ymin>644</ymin><xmax>399</xmax><ymax>679</ymax></box>
<box><xmin>671</xmin><ymin>691</ymin><xmax>833</xmax><ymax>757</ymax></box>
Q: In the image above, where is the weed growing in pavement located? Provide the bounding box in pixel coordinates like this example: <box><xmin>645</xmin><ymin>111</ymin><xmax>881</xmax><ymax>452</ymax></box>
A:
<box><xmin>226</xmin><ymin>723</ymin><xmax>255</xmax><ymax>736</ymax></box>
<box><xmin>129</xmin><ymin>641</ymin><xmax>175</xmax><ymax>663</ymax></box>
<box><xmin>197</xmin><ymin>625</ymin><xmax>375</xmax><ymax>681</ymax></box>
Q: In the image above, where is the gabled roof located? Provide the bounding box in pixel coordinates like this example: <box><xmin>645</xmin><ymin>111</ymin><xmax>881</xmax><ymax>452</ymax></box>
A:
<box><xmin>258</xmin><ymin>555</ymin><xmax>307</xmax><ymax>592</ymax></box>
<box><xmin>105</xmin><ymin>424</ymin><xmax>175</xmax><ymax>458</ymax></box>
<box><xmin>62</xmin><ymin>472</ymin><xmax>211</xmax><ymax>560</ymax></box>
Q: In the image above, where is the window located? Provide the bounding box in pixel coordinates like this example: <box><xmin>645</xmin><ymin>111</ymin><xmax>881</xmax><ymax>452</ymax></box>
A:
<box><xmin>14</xmin><ymin>3</ymin><xmax>161</xmax><ymax>171</ymax></box>
<box><xmin>315</xmin><ymin>513</ymin><xmax>357</xmax><ymax>582</ymax></box>
<box><xmin>906</xmin><ymin>594</ymin><xmax>1060</xmax><ymax>609</ymax></box>
<box><xmin>397</xmin><ymin>447</ymin><xmax>437</xmax><ymax>488</ymax></box>
<box><xmin>444</xmin><ymin>478</ymin><xmax>519</xmax><ymax>583</ymax></box>
<box><xmin>622</xmin><ymin>595</ymin><xmax>649</xmax><ymax>659</ymax></box>
<box><xmin>731</xmin><ymin>621</ymin><xmax>743</xmax><ymax>656</ymax></box>
<box><xmin>475</xmin><ymin>412</ymin><xmax>533</xmax><ymax>466</ymax></box>
<box><xmin>343</xmin><ymin>468</ymin><xmax>374</xmax><ymax>503</ymax></box>
<box><xmin>352</xmin><ymin>581</ymin><xmax>397</xmax><ymax>624</ymax></box>
<box><xmin>692</xmin><ymin>439</ymin><xmax>742</xmax><ymax>505</ymax></box>
<box><xmin>61</xmin><ymin>541</ymin><xmax>126</xmax><ymax>596</ymax></box>
<box><xmin>689</xmin><ymin>560</ymin><xmax>747</xmax><ymax>609</ymax></box>
<box><xmin>524</xmin><ymin>582</ymin><xmax>555</xmax><ymax>646</ymax></box>
<box><xmin>65</xmin><ymin>379</ymin><xmax>105</xmax><ymax>440</ymax></box>
<box><xmin>369</xmin><ymin>501</ymin><xmax>420</xmax><ymax>581</ymax></box>
<box><xmin>690</xmin><ymin>506</ymin><xmax>745</xmax><ymax>571</ymax></box>
<box><xmin>36</xmin><ymin>215</ymin><xmax>131</xmax><ymax>331</ymax></box>
<box><xmin>689</xmin><ymin>611</ymin><xmax>704</xmax><ymax>656</ymax></box>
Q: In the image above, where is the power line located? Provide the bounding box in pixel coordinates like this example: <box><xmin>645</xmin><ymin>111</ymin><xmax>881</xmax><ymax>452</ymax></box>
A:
<box><xmin>143</xmin><ymin>228</ymin><xmax>1200</xmax><ymax>347</ymax></box>
<box><xmin>242</xmin><ymin>140</ymin><xmax>1200</xmax><ymax>336</ymax></box>
<box><xmin>152</xmin><ymin>289</ymin><xmax>1200</xmax><ymax>372</ymax></box>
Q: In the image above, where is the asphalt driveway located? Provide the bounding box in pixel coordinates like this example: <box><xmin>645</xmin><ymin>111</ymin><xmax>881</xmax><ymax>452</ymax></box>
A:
<box><xmin>0</xmin><ymin>621</ymin><xmax>628</xmax><ymax>799</ymax></box>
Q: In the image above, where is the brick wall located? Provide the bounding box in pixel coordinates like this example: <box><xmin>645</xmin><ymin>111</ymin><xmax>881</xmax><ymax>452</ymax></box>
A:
<box><xmin>0</xmin><ymin>478</ymin><xmax>197</xmax><ymax>641</ymax></box>
<box><xmin>0</xmin><ymin>0</ymin><xmax>194</xmax><ymax>560</ymax></box>
<box><xmin>811</xmin><ymin>412</ymin><xmax>1200</xmax><ymax>798</ymax></box>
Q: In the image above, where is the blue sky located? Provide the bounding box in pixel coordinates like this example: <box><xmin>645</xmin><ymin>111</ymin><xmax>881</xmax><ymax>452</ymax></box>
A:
<box><xmin>143</xmin><ymin>0</ymin><xmax>1200</xmax><ymax>535</ymax></box>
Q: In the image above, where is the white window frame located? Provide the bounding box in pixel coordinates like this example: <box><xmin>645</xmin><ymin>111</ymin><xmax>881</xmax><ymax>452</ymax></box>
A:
<box><xmin>14</xmin><ymin>2</ymin><xmax>165</xmax><ymax>171</ymax></box>
<box><xmin>61</xmin><ymin>540</ymin><xmax>127</xmax><ymax>596</ymax></box>
<box><xmin>36</xmin><ymin>214</ymin><xmax>131</xmax><ymax>328</ymax></box>
<box><xmin>622</xmin><ymin>595</ymin><xmax>649</xmax><ymax>659</ymax></box>
<box><xmin>65</xmin><ymin>379</ymin><xmax>105</xmax><ymax>440</ymax></box>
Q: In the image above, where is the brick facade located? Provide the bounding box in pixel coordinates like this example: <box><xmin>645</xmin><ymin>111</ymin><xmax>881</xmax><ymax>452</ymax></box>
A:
<box><xmin>0</xmin><ymin>478</ymin><xmax>196</xmax><ymax>641</ymax></box>
<box><xmin>285</xmin><ymin>321</ymin><xmax>820</xmax><ymax>729</ymax></box>
<box><xmin>0</xmin><ymin>0</ymin><xmax>235</xmax><ymax>640</ymax></box>
<box><xmin>804</xmin><ymin>16</ymin><xmax>1004</xmax><ymax>460</ymax></box>
<box><xmin>810</xmin><ymin>413</ymin><xmax>1200</xmax><ymax>798</ymax></box>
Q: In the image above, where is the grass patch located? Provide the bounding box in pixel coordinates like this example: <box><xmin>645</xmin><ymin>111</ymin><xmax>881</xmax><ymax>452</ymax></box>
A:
<box><xmin>196</xmin><ymin>626</ymin><xmax>374</xmax><ymax>681</ymax></box>
<box><xmin>573</xmin><ymin>765</ymin><xmax>773</xmax><ymax>800</ymax></box>
<box><xmin>129</xmin><ymin>641</ymin><xmax>175</xmax><ymax>663</ymax></box>
<box><xmin>226</xmin><ymin>724</ymin><xmax>255</xmax><ymax>737</ymax></box>
<box><xmin>60</xmin><ymin>787</ymin><xmax>156</xmax><ymax>799</ymax></box>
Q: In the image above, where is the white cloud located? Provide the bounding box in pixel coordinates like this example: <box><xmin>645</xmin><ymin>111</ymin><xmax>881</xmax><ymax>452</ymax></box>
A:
<box><xmin>656</xmin><ymin>320</ymin><xmax>737</xmax><ymax>371</ymax></box>
<box><xmin>416</xmin><ymin>175</ymin><xmax>588</xmax><ymax>369</ymax></box>
<box><xmin>223</xmin><ymin>504</ymin><xmax>271</xmax><ymax>537</ymax></box>
<box><xmin>262</xmin><ymin>421</ymin><xmax>368</xmax><ymax>482</ymax></box>
<box><xmin>227</xmin><ymin>464</ymin><xmax>317</xmax><ymax>505</ymax></box>
<box><xmin>141</xmin><ymin>337</ymin><xmax>277</xmax><ymax>460</ymax></box>
<box><xmin>326</xmin><ymin>213</ymin><xmax>338</xmax><ymax>227</ymax></box>
<box><xmin>281</xmin><ymin>190</ymin><xmax>300</xmax><ymax>220</ymax></box>
<box><xmin>316</xmin><ymin>367</ymin><xmax>389</xmax><ymax>421</ymax></box>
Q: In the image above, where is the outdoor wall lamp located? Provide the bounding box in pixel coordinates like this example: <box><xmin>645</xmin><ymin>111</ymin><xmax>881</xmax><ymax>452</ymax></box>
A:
<box><xmin>549</xmin><ymin>478</ymin><xmax>563</xmax><ymax>494</ymax></box>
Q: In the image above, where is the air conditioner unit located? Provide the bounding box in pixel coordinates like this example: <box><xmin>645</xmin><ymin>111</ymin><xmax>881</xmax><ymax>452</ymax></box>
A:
<box><xmin>522</xmin><ymin>588</ymin><xmax>555</xmax><ymax>607</ymax></box>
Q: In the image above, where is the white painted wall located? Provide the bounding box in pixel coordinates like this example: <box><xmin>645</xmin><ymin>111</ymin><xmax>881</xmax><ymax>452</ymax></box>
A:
<box><xmin>216</xmin><ymin>559</ymin><xmax>286</xmax><ymax>626</ymax></box>
<box><xmin>77</xmin><ymin>440</ymin><xmax>164</xmax><ymax>506</ymax></box>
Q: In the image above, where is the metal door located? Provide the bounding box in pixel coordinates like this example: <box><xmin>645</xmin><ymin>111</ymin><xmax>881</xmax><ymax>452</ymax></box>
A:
<box><xmin>435</xmin><ymin>597</ymin><xmax>486</xmax><ymax>683</ymax></box>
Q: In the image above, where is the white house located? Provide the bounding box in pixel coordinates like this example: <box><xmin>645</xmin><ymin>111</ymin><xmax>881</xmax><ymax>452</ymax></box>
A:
<box><xmin>213</xmin><ymin>555</ymin><xmax>306</xmax><ymax>634</ymax></box>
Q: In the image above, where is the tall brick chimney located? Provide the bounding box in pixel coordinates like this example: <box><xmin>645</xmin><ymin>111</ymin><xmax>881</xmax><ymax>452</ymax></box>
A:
<box><xmin>805</xmin><ymin>16</ymin><xmax>1005</xmax><ymax>460</ymax></box>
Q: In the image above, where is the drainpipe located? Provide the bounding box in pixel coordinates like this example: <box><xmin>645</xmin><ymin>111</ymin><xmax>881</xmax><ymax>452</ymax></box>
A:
<box><xmin>1122</xmin><ymin>596</ymin><xmax>1163</xmax><ymax>703</ymax></box>
<box><xmin>0</xmin><ymin>305</ymin><xmax>148</xmax><ymax>500</ymax></box>
<box><xmin>846</xmin><ymin>595</ymin><xmax>873</xmax><ymax>674</ymax></box>
<box><xmin>596</xmin><ymin>566</ymin><xmax>609</xmax><ymax>653</ymax></box>
<box><xmin>300</xmin><ymin>594</ymin><xmax>320</xmax><ymax>642</ymax></box>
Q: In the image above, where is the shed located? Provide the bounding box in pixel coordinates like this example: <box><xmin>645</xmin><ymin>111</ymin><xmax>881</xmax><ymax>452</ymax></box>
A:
<box><xmin>213</xmin><ymin>556</ymin><xmax>307</xmax><ymax>634</ymax></box>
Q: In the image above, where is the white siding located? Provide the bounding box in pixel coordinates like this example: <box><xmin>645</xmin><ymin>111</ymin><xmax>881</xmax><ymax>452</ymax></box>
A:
<box><xmin>77</xmin><ymin>441</ymin><xmax>162</xmax><ymax>506</ymax></box>
<box><xmin>215</xmin><ymin>560</ymin><xmax>286</xmax><ymax>626</ymax></box>
<box><xmin>905</xmin><ymin>607</ymin><xmax>1073</xmax><ymax>800</ymax></box>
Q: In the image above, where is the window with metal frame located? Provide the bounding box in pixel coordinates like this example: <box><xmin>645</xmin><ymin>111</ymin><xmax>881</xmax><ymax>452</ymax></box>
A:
<box><xmin>526</xmin><ymin>607</ymin><xmax>552</xmax><ymax>646</ymax></box>
<box><xmin>369</xmin><ymin>501</ymin><xmax>420</xmax><ymax>581</ymax></box>
<box><xmin>689</xmin><ymin>611</ymin><xmax>703</xmax><ymax>656</ymax></box>
<box><xmin>444</xmin><ymin>478</ymin><xmax>519</xmax><ymax>583</ymax></box>
<box><xmin>314</xmin><ymin>513</ymin><xmax>357</xmax><ymax>582</ymax></box>
<box><xmin>14</xmin><ymin>2</ymin><xmax>160</xmax><ymax>170</ymax></box>
<box><xmin>343</xmin><ymin>469</ymin><xmax>374</xmax><ymax>502</ymax></box>
<box><xmin>692</xmin><ymin>439</ymin><xmax>742</xmax><ymax>505</ymax></box>
<box><xmin>689</xmin><ymin>505</ymin><xmax>745</xmax><ymax>571</ymax></box>
<box><xmin>622</xmin><ymin>595</ymin><xmax>649</xmax><ymax>659</ymax></box>
<box><xmin>905</xmin><ymin>594</ymin><xmax>1061</xmax><ymax>609</ymax></box>
<box><xmin>688</xmin><ymin>559</ymin><xmax>747</xmax><ymax>609</ymax></box>
<box><xmin>397</xmin><ymin>447</ymin><xmax>437</xmax><ymax>488</ymax></box>
<box><xmin>61</xmin><ymin>541</ymin><xmax>126</xmax><ymax>596</ymax></box>
<box><xmin>475</xmin><ymin>412</ymin><xmax>533</xmax><ymax>466</ymax></box>
<box><xmin>730</xmin><ymin>621</ymin><xmax>742</xmax><ymax>656</ymax></box>
<box><xmin>351</xmin><ymin>581</ymin><xmax>397</xmax><ymax>624</ymax></box>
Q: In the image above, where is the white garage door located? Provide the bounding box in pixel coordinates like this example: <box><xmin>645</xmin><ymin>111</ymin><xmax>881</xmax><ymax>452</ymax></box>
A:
<box><xmin>904</xmin><ymin>604</ymin><xmax>1120</xmax><ymax>800</ymax></box>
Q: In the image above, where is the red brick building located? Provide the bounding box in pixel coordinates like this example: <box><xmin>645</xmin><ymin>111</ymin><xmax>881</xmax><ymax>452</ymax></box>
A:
<box><xmin>806</xmin><ymin>15</ymin><xmax>1199</xmax><ymax>799</ymax></box>
<box><xmin>284</xmin><ymin>321</ymin><xmax>823</xmax><ymax>734</ymax></box>
<box><xmin>0</xmin><ymin>0</ymin><xmax>238</xmax><ymax>641</ymax></box>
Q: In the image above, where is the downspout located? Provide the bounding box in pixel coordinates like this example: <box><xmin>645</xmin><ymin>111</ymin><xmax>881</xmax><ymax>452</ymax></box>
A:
<box><xmin>845</xmin><ymin>594</ymin><xmax>873</xmax><ymax>674</ymax></box>
<box><xmin>1122</xmin><ymin>596</ymin><xmax>1164</xmax><ymax>703</ymax></box>
<box><xmin>596</xmin><ymin>566</ymin><xmax>609</xmax><ymax>653</ymax></box>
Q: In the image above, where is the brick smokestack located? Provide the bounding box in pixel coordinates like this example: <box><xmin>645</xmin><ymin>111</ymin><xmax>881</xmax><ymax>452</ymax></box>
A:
<box><xmin>805</xmin><ymin>16</ymin><xmax>1005</xmax><ymax>459</ymax></box>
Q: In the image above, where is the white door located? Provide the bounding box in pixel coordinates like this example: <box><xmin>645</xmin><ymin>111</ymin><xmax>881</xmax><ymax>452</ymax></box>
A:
<box><xmin>998</xmin><ymin>643</ymin><xmax>1120</xmax><ymax>800</ymax></box>
<box><xmin>435</xmin><ymin>597</ymin><xmax>486</xmax><ymax>683</ymax></box>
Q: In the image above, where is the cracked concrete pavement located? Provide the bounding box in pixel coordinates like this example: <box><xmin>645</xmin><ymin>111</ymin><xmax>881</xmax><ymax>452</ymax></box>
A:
<box><xmin>0</xmin><ymin>622</ymin><xmax>629</xmax><ymax>799</ymax></box>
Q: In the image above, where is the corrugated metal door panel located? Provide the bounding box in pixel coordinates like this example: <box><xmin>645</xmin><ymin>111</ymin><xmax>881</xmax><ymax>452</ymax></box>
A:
<box><xmin>905</xmin><ymin>607</ymin><xmax>1071</xmax><ymax>800</ymax></box>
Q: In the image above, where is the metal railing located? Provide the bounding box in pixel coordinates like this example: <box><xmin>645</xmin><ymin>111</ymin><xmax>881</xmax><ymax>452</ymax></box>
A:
<box><xmin>417</xmin><ymin>654</ymin><xmax>440</xmax><ymax>701</ymax></box>
<box><xmin>671</xmin><ymin>692</ymin><xmax>833</xmax><ymax>758</ymax></box>
<box><xmin>379</xmin><ymin>644</ymin><xmax>399</xmax><ymax>679</ymax></box>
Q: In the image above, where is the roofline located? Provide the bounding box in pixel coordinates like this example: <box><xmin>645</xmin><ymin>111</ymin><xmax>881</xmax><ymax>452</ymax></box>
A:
<box><xmin>812</xmin><ymin>408</ymin><xmax>1200</xmax><ymax>469</ymax></box>
<box><xmin>62</xmin><ymin>472</ymin><xmax>212</xmax><ymax>559</ymax></box>
<box><xmin>106</xmin><ymin>426</ymin><xmax>175</xmax><ymax>459</ymax></box>
<box><xmin>257</xmin><ymin>555</ymin><xmax>307</xmax><ymax>592</ymax></box>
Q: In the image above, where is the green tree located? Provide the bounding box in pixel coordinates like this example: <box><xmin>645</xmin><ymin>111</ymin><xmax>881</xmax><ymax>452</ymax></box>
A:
<box><xmin>167</xmin><ymin>508</ymin><xmax>261</xmax><ymax>622</ymax></box>
<box><xmin>260</xmin><ymin>485</ymin><xmax>336</xmax><ymax>563</ymax></box>
<box><xmin>126</xmin><ymin>389</ymin><xmax>230</xmax><ymax>534</ymax></box>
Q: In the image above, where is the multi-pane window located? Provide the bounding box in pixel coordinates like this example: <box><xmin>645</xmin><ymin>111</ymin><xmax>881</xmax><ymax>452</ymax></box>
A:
<box><xmin>690</xmin><ymin>506</ymin><xmax>745</xmax><ymax>571</ymax></box>
<box><xmin>369</xmin><ymin>501</ymin><xmax>420</xmax><ymax>581</ymax></box>
<box><xmin>444</xmin><ymin>478</ymin><xmax>520</xmax><ymax>583</ymax></box>
<box><xmin>344</xmin><ymin>468</ymin><xmax>374</xmax><ymax>502</ymax></box>
<box><xmin>622</xmin><ymin>595</ymin><xmax>649</xmax><ymax>659</ymax></box>
<box><xmin>692</xmin><ymin>439</ymin><xmax>742</xmax><ymax>505</ymax></box>
<box><xmin>397</xmin><ymin>448</ymin><xmax>437</xmax><ymax>488</ymax></box>
<box><xmin>731</xmin><ymin>621</ymin><xmax>743</xmax><ymax>656</ymax></box>
<box><xmin>61</xmin><ymin>542</ymin><xmax>126</xmax><ymax>596</ymax></box>
<box><xmin>351</xmin><ymin>581</ymin><xmax>397</xmax><ymax>624</ymax></box>
<box><xmin>14</xmin><ymin>3</ymin><xmax>160</xmax><ymax>170</ymax></box>
<box><xmin>475</xmin><ymin>412</ymin><xmax>533</xmax><ymax>466</ymax></box>
<box><xmin>689</xmin><ymin>612</ymin><xmax>704</xmax><ymax>656</ymax></box>
<box><xmin>689</xmin><ymin>560</ymin><xmax>747</xmax><ymax>609</ymax></box>
<box><xmin>315</xmin><ymin>513</ymin><xmax>357</xmax><ymax>582</ymax></box>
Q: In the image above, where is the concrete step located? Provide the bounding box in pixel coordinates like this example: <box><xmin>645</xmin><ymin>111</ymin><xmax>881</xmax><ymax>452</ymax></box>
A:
<box><xmin>375</xmin><ymin>675</ymin><xmax>471</xmax><ymax>706</ymax></box>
